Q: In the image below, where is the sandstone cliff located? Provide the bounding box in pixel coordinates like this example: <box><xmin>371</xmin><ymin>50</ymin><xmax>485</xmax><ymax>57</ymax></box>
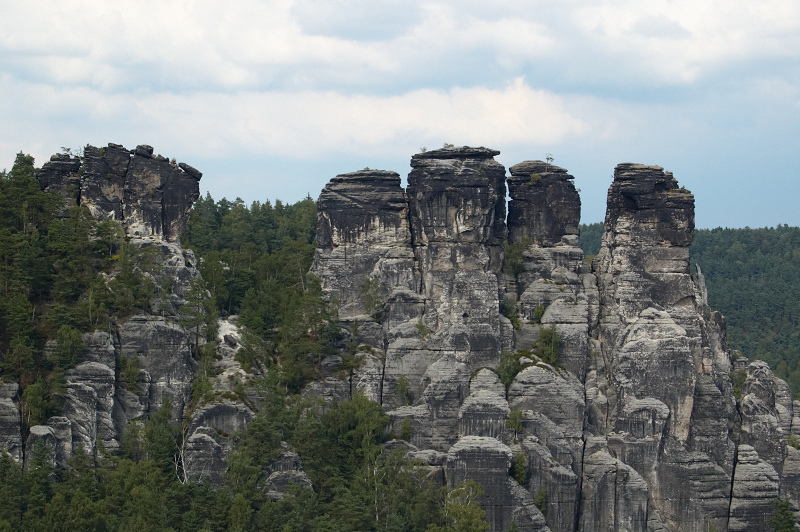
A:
<box><xmin>310</xmin><ymin>149</ymin><xmax>800</xmax><ymax>531</ymax></box>
<box><xmin>4</xmin><ymin>143</ymin><xmax>799</xmax><ymax>531</ymax></box>
<box><xmin>38</xmin><ymin>143</ymin><xmax>201</xmax><ymax>242</ymax></box>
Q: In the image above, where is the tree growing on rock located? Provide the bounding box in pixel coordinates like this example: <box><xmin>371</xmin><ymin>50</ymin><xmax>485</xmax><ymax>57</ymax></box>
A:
<box><xmin>427</xmin><ymin>480</ymin><xmax>490</xmax><ymax>532</ymax></box>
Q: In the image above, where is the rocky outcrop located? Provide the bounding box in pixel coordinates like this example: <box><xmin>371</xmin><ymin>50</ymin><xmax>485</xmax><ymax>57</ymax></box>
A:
<box><xmin>590</xmin><ymin>164</ymin><xmax>736</xmax><ymax>531</ymax></box>
<box><xmin>311</xmin><ymin>151</ymin><xmax>800</xmax><ymax>531</ymax></box>
<box><xmin>39</xmin><ymin>143</ymin><xmax>201</xmax><ymax>242</ymax></box>
<box><xmin>506</xmin><ymin>161</ymin><xmax>580</xmax><ymax>247</ymax></box>
<box><xmin>12</xmin><ymin>144</ymin><xmax>800</xmax><ymax>531</ymax></box>
<box><xmin>37</xmin><ymin>153</ymin><xmax>82</xmax><ymax>215</ymax></box>
<box><xmin>117</xmin><ymin>315</ymin><xmax>195</xmax><ymax>424</ymax></box>
<box><xmin>0</xmin><ymin>383</ymin><xmax>22</xmax><ymax>461</ymax></box>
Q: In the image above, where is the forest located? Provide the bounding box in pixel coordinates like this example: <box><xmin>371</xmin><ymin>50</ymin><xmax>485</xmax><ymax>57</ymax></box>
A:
<box><xmin>0</xmin><ymin>152</ymin><xmax>491</xmax><ymax>531</ymax></box>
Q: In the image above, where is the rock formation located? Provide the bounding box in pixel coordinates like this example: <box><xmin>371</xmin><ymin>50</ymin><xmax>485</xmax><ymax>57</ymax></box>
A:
<box><xmin>1</xmin><ymin>145</ymin><xmax>216</xmax><ymax>472</ymax></box>
<box><xmin>38</xmin><ymin>143</ymin><xmax>201</xmax><ymax>242</ymax></box>
<box><xmin>4</xmin><ymin>143</ymin><xmax>800</xmax><ymax>530</ymax></box>
<box><xmin>310</xmin><ymin>150</ymin><xmax>800</xmax><ymax>531</ymax></box>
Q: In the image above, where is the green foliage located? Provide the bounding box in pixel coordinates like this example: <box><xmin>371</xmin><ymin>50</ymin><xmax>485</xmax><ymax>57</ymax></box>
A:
<box><xmin>400</xmin><ymin>417</ymin><xmax>413</xmax><ymax>442</ymax></box>
<box><xmin>689</xmin><ymin>225</ymin><xmax>800</xmax><ymax>396</ymax></box>
<box><xmin>787</xmin><ymin>433</ymin><xmax>800</xmax><ymax>450</ymax></box>
<box><xmin>528</xmin><ymin>173</ymin><xmax>541</xmax><ymax>185</ymax></box>
<box><xmin>496</xmin><ymin>326</ymin><xmax>559</xmax><ymax>394</ymax></box>
<box><xmin>52</xmin><ymin>325</ymin><xmax>85</xmax><ymax>369</ymax></box>
<box><xmin>417</xmin><ymin>320</ymin><xmax>431</xmax><ymax>340</ymax></box>
<box><xmin>768</xmin><ymin>498</ymin><xmax>796</xmax><ymax>531</ymax></box>
<box><xmin>501</xmin><ymin>297</ymin><xmax>521</xmax><ymax>330</ymax></box>
<box><xmin>361</xmin><ymin>277</ymin><xmax>385</xmax><ymax>321</ymax></box>
<box><xmin>534</xmin><ymin>487</ymin><xmax>547</xmax><ymax>514</ymax></box>
<box><xmin>119</xmin><ymin>356</ymin><xmax>142</xmax><ymax>394</ymax></box>
<box><xmin>180</xmin><ymin>276</ymin><xmax>219</xmax><ymax>354</ymax></box>
<box><xmin>228</xmin><ymin>492</ymin><xmax>253</xmax><ymax>532</ymax></box>
<box><xmin>496</xmin><ymin>351</ymin><xmax>523</xmax><ymax>391</ymax></box>
<box><xmin>397</xmin><ymin>375</ymin><xmax>413</xmax><ymax>406</ymax></box>
<box><xmin>507</xmin><ymin>410</ymin><xmax>523</xmax><ymax>440</ymax></box>
<box><xmin>511</xmin><ymin>453</ymin><xmax>526</xmax><ymax>485</ymax></box>
<box><xmin>578</xmin><ymin>222</ymin><xmax>604</xmax><ymax>257</ymax></box>
<box><xmin>426</xmin><ymin>480</ymin><xmax>489</xmax><ymax>532</ymax></box>
<box><xmin>731</xmin><ymin>369</ymin><xmax>747</xmax><ymax>400</ymax></box>
<box><xmin>532</xmin><ymin>303</ymin><xmax>545</xmax><ymax>324</ymax></box>
<box><xmin>143</xmin><ymin>399</ymin><xmax>180</xmax><ymax>473</ymax></box>
<box><xmin>535</xmin><ymin>325</ymin><xmax>560</xmax><ymax>365</ymax></box>
<box><xmin>0</xmin><ymin>453</ymin><xmax>24</xmax><ymax>529</ymax></box>
<box><xmin>184</xmin><ymin>194</ymin><xmax>317</xmax><ymax>315</ymax></box>
<box><xmin>503</xmin><ymin>236</ymin><xmax>532</xmax><ymax>277</ymax></box>
<box><xmin>226</xmin><ymin>412</ymin><xmax>283</xmax><ymax>498</ymax></box>
<box><xmin>22</xmin><ymin>378</ymin><xmax>59</xmax><ymax>428</ymax></box>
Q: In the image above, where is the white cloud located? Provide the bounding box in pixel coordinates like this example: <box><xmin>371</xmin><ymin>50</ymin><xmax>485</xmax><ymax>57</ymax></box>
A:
<box><xmin>3</xmin><ymin>0</ymin><xmax>798</xmax><ymax>93</ymax></box>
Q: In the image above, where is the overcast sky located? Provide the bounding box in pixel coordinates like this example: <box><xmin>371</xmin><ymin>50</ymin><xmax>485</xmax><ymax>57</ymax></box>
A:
<box><xmin>1</xmin><ymin>0</ymin><xmax>799</xmax><ymax>227</ymax></box>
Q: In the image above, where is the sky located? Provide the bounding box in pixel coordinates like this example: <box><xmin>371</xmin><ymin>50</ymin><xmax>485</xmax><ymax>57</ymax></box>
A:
<box><xmin>1</xmin><ymin>1</ymin><xmax>799</xmax><ymax>228</ymax></box>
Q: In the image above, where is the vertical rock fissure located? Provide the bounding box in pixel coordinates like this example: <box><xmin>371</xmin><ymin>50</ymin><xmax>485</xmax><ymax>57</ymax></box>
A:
<box><xmin>727</xmin><ymin>442</ymin><xmax>740</xmax><ymax>526</ymax></box>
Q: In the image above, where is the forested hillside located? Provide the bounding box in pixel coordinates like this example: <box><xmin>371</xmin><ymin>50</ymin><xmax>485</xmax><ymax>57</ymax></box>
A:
<box><xmin>0</xmin><ymin>152</ymin><xmax>483</xmax><ymax>531</ymax></box>
<box><xmin>580</xmin><ymin>222</ymin><xmax>800</xmax><ymax>396</ymax></box>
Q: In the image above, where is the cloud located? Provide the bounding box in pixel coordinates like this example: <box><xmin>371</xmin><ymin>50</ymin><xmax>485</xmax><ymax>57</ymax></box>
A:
<box><xmin>3</xmin><ymin>0</ymin><xmax>798</xmax><ymax>94</ymax></box>
<box><xmin>1</xmin><ymin>0</ymin><xmax>800</xmax><ymax>227</ymax></box>
<box><xmin>0</xmin><ymin>76</ymin><xmax>585</xmax><ymax>163</ymax></box>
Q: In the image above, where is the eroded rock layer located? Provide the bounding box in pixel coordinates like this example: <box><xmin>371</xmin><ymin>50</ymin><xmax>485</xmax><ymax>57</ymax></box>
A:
<box><xmin>38</xmin><ymin>143</ymin><xmax>201</xmax><ymax>242</ymax></box>
<box><xmin>311</xmin><ymin>152</ymin><xmax>800</xmax><ymax>531</ymax></box>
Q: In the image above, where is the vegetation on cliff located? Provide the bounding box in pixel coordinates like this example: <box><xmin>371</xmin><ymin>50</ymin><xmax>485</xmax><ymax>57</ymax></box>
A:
<box><xmin>0</xmin><ymin>153</ymin><xmax>487</xmax><ymax>531</ymax></box>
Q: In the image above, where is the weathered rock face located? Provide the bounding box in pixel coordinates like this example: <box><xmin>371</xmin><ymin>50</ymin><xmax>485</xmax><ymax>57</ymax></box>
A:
<box><xmin>12</xmin><ymin>144</ymin><xmax>800</xmax><ymax>531</ymax></box>
<box><xmin>118</xmin><ymin>315</ymin><xmax>195</xmax><ymax>424</ymax></box>
<box><xmin>507</xmin><ymin>161</ymin><xmax>580</xmax><ymax>247</ymax></box>
<box><xmin>38</xmin><ymin>143</ymin><xmax>201</xmax><ymax>242</ymax></box>
<box><xmin>591</xmin><ymin>164</ymin><xmax>738</xmax><ymax>531</ymax></box>
<box><xmin>0</xmin><ymin>383</ymin><xmax>22</xmax><ymax>462</ymax></box>
<box><xmin>310</xmin><ymin>147</ymin><xmax>511</xmax><ymax>432</ymax></box>
<box><xmin>37</xmin><ymin>153</ymin><xmax>82</xmax><ymax>215</ymax></box>
<box><xmin>312</xmin><ymin>169</ymin><xmax>415</xmax><ymax>319</ymax></box>
<box><xmin>311</xmin><ymin>152</ymin><xmax>800</xmax><ymax>531</ymax></box>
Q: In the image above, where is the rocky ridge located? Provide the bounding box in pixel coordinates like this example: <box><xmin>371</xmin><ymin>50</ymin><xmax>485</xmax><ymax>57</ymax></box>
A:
<box><xmin>3</xmin><ymin>144</ymin><xmax>799</xmax><ymax>530</ymax></box>
<box><xmin>38</xmin><ymin>143</ymin><xmax>201</xmax><ymax>242</ymax></box>
<box><xmin>310</xmin><ymin>147</ymin><xmax>800</xmax><ymax>531</ymax></box>
<box><xmin>4</xmin><ymin>144</ymin><xmax>261</xmax><ymax>492</ymax></box>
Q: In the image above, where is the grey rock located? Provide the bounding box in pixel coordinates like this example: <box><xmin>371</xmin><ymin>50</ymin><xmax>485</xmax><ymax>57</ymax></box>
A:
<box><xmin>37</xmin><ymin>153</ymin><xmax>82</xmax><ymax>215</ymax></box>
<box><xmin>580</xmin><ymin>449</ymin><xmax>648</xmax><ymax>532</ymax></box>
<box><xmin>45</xmin><ymin>416</ymin><xmax>73</xmax><ymax>468</ymax></box>
<box><xmin>728</xmin><ymin>445</ymin><xmax>780</xmax><ymax>531</ymax></box>
<box><xmin>117</xmin><ymin>315</ymin><xmax>194</xmax><ymax>423</ymax></box>
<box><xmin>24</xmin><ymin>425</ymin><xmax>58</xmax><ymax>469</ymax></box>
<box><xmin>81</xmin><ymin>144</ymin><xmax>130</xmax><ymax>221</ymax></box>
<box><xmin>739</xmin><ymin>361</ymin><xmax>784</xmax><ymax>473</ymax></box>
<box><xmin>591</xmin><ymin>164</ymin><xmax>737</xmax><ymax>528</ymax></box>
<box><xmin>65</xmin><ymin>362</ymin><xmax>117</xmax><ymax>454</ymax></box>
<box><xmin>261</xmin><ymin>448</ymin><xmax>314</xmax><ymax>501</ymax></box>
<box><xmin>183</xmin><ymin>428</ymin><xmax>226</xmax><ymax>485</ymax></box>
<box><xmin>507</xmin><ymin>161</ymin><xmax>580</xmax><ymax>247</ymax></box>
<box><xmin>458</xmin><ymin>389</ymin><xmax>510</xmax><ymax>438</ymax></box>
<box><xmin>188</xmin><ymin>400</ymin><xmax>254</xmax><ymax>436</ymax></box>
<box><xmin>522</xmin><ymin>437</ymin><xmax>579</xmax><ymax>532</ymax></box>
<box><xmin>0</xmin><ymin>383</ymin><xmax>22</xmax><ymax>461</ymax></box>
<box><xmin>446</xmin><ymin>436</ymin><xmax>549</xmax><ymax>532</ymax></box>
<box><xmin>41</xmin><ymin>143</ymin><xmax>200</xmax><ymax>242</ymax></box>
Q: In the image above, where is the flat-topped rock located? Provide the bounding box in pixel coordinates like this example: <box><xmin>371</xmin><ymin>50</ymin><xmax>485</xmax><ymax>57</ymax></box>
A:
<box><xmin>507</xmin><ymin>161</ymin><xmax>581</xmax><ymax>247</ymax></box>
